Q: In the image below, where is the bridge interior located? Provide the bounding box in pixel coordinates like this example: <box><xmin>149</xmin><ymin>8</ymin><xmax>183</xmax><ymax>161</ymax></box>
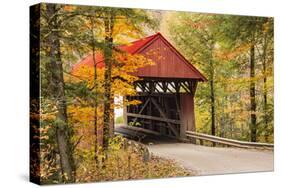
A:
<box><xmin>124</xmin><ymin>78</ymin><xmax>198</xmax><ymax>140</ymax></box>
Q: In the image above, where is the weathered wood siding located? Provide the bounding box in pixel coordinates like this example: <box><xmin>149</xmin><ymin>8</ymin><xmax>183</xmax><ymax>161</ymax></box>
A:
<box><xmin>180</xmin><ymin>94</ymin><xmax>196</xmax><ymax>138</ymax></box>
<box><xmin>136</xmin><ymin>37</ymin><xmax>203</xmax><ymax>80</ymax></box>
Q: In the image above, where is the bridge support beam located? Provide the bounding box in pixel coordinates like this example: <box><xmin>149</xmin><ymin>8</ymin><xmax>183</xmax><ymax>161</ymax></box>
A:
<box><xmin>180</xmin><ymin>94</ymin><xmax>196</xmax><ymax>142</ymax></box>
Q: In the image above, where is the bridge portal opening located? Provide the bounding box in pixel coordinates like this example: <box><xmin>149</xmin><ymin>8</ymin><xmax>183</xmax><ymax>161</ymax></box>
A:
<box><xmin>124</xmin><ymin>79</ymin><xmax>200</xmax><ymax>140</ymax></box>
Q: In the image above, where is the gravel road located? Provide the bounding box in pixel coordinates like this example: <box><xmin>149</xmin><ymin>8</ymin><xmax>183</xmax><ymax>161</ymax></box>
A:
<box><xmin>115</xmin><ymin>125</ymin><xmax>273</xmax><ymax>176</ymax></box>
<box><xmin>147</xmin><ymin>142</ymin><xmax>273</xmax><ymax>175</ymax></box>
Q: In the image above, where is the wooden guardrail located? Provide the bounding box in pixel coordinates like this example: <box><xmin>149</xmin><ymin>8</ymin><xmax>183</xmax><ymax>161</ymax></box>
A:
<box><xmin>186</xmin><ymin>131</ymin><xmax>274</xmax><ymax>149</ymax></box>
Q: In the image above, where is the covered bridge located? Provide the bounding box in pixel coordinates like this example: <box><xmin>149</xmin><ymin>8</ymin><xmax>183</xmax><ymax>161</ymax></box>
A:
<box><xmin>73</xmin><ymin>32</ymin><xmax>207</xmax><ymax>140</ymax></box>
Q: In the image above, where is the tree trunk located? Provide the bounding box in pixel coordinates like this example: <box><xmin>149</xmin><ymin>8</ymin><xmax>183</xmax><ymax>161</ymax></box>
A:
<box><xmin>209</xmin><ymin>58</ymin><xmax>216</xmax><ymax>147</ymax></box>
<box><xmin>46</xmin><ymin>4</ymin><xmax>75</xmax><ymax>182</ymax></box>
<box><xmin>210</xmin><ymin>79</ymin><xmax>215</xmax><ymax>136</ymax></box>
<box><xmin>103</xmin><ymin>14</ymin><xmax>115</xmax><ymax>150</ymax></box>
<box><xmin>249</xmin><ymin>44</ymin><xmax>257</xmax><ymax>142</ymax></box>
<box><xmin>93</xmin><ymin>54</ymin><xmax>98</xmax><ymax>153</ymax></box>
<box><xmin>262</xmin><ymin>35</ymin><xmax>269</xmax><ymax>141</ymax></box>
<box><xmin>90</xmin><ymin>17</ymin><xmax>98</xmax><ymax>159</ymax></box>
<box><xmin>210</xmin><ymin>60</ymin><xmax>216</xmax><ymax>137</ymax></box>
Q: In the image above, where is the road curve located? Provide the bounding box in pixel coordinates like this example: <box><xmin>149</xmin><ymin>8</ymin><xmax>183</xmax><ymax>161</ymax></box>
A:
<box><xmin>115</xmin><ymin>125</ymin><xmax>273</xmax><ymax>175</ymax></box>
<box><xmin>147</xmin><ymin>142</ymin><xmax>274</xmax><ymax>175</ymax></box>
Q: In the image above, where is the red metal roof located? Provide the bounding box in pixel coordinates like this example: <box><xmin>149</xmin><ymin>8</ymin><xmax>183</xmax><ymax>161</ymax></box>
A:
<box><xmin>71</xmin><ymin>51</ymin><xmax>105</xmax><ymax>72</ymax></box>
<box><xmin>118</xmin><ymin>33</ymin><xmax>158</xmax><ymax>54</ymax></box>
<box><xmin>72</xmin><ymin>32</ymin><xmax>207</xmax><ymax>81</ymax></box>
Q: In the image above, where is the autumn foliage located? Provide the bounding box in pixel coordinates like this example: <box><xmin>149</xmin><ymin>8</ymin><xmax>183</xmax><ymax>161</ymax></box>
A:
<box><xmin>30</xmin><ymin>3</ymin><xmax>274</xmax><ymax>185</ymax></box>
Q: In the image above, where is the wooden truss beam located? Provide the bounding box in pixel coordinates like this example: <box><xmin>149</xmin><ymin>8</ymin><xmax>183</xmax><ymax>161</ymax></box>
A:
<box><xmin>135</xmin><ymin>80</ymin><xmax>196</xmax><ymax>94</ymax></box>
<box><xmin>131</xmin><ymin>97</ymin><xmax>151</xmax><ymax>125</ymax></box>
<box><xmin>150</xmin><ymin>98</ymin><xmax>179</xmax><ymax>137</ymax></box>
<box><xmin>127</xmin><ymin>113</ymin><xmax>181</xmax><ymax>125</ymax></box>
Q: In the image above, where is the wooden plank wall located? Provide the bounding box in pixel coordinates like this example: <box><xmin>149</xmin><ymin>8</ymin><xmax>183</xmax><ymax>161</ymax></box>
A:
<box><xmin>135</xmin><ymin>37</ymin><xmax>202</xmax><ymax>79</ymax></box>
<box><xmin>180</xmin><ymin>94</ymin><xmax>196</xmax><ymax>140</ymax></box>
